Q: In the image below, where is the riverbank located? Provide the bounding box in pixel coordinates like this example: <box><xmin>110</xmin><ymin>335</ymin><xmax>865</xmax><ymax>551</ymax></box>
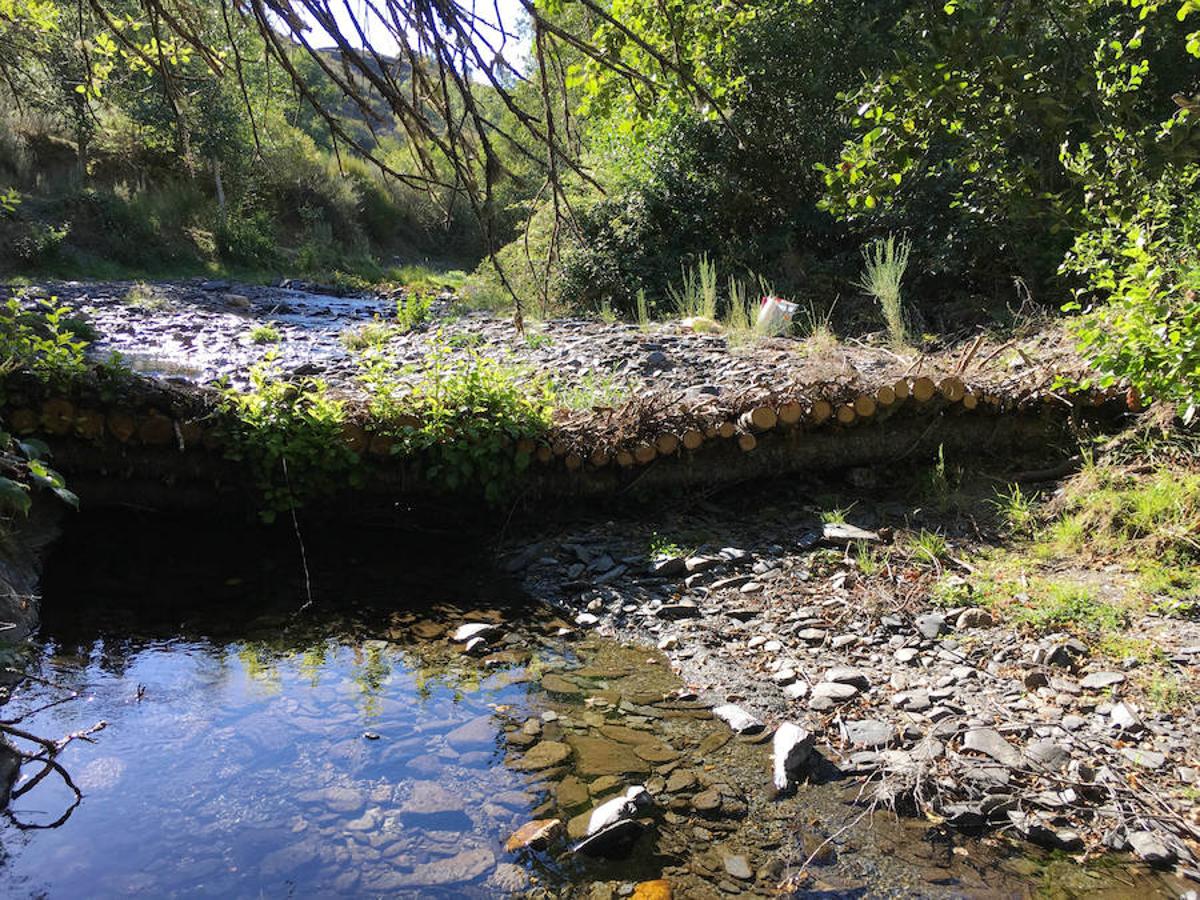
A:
<box><xmin>503</xmin><ymin>458</ymin><xmax>1200</xmax><ymax>887</ymax></box>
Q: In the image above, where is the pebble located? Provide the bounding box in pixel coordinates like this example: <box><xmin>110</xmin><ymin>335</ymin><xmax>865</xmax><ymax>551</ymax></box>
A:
<box><xmin>722</xmin><ymin>854</ymin><xmax>753</xmax><ymax>881</ymax></box>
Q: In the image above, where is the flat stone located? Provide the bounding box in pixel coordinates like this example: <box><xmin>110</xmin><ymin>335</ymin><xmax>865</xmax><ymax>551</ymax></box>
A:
<box><xmin>656</xmin><ymin>602</ymin><xmax>701</xmax><ymax>620</ymax></box>
<box><xmin>1025</xmin><ymin>739</ymin><xmax>1071</xmax><ymax>771</ymax></box>
<box><xmin>566</xmin><ymin>735</ymin><xmax>651</xmax><ymax>777</ymax></box>
<box><xmin>514</xmin><ymin>741</ymin><xmax>573</xmax><ymax>771</ymax></box>
<box><xmin>1120</xmin><ymin>747</ymin><xmax>1167</xmax><ymax>770</ymax></box>
<box><xmin>505</xmin><ymin>818</ymin><xmax>563</xmax><ymax>852</ymax></box>
<box><xmin>1080</xmin><ymin>671</ymin><xmax>1126</xmax><ymax>690</ymax></box>
<box><xmin>821</xmin><ymin>523</ymin><xmax>880</xmax><ymax>545</ymax></box>
<box><xmin>692</xmin><ymin>788</ymin><xmax>722</xmax><ymax>813</ymax></box>
<box><xmin>895</xmin><ymin>648</ymin><xmax>920</xmax><ymax>664</ymax></box>
<box><xmin>962</xmin><ymin>728</ymin><xmax>1022</xmax><ymax>768</ymax></box>
<box><xmin>446</xmin><ymin>715</ymin><xmax>496</xmax><ymax>752</ymax></box>
<box><xmin>796</xmin><ymin>628</ymin><xmax>827</xmax><ymax>644</ymax></box>
<box><xmin>665</xmin><ymin>769</ymin><xmax>697</xmax><ymax>793</ymax></box>
<box><xmin>823</xmin><ymin>666</ymin><xmax>870</xmax><ymax>690</ymax></box>
<box><xmin>557</xmin><ymin>775</ymin><xmax>591</xmax><ymax>810</ymax></box>
<box><xmin>723</xmin><ymin>854</ymin><xmax>753</xmax><ymax>880</ymax></box>
<box><xmin>712</xmin><ymin>704</ymin><xmax>764</xmax><ymax>734</ymax></box>
<box><xmin>844</xmin><ymin>720</ymin><xmax>892</xmax><ymax>748</ymax></box>
<box><xmin>651</xmin><ymin>556</ymin><xmax>687</xmax><ymax>576</ymax></box>
<box><xmin>915</xmin><ymin>613</ymin><xmax>946</xmax><ymax>639</ymax></box>
<box><xmin>783</xmin><ymin>682</ymin><xmax>808</xmax><ymax>700</ymax></box>
<box><xmin>811</xmin><ymin>682</ymin><xmax>859</xmax><ymax>701</ymax></box>
<box><xmin>1127</xmin><ymin>830</ymin><xmax>1175</xmax><ymax>864</ymax></box>
<box><xmin>1110</xmin><ymin>702</ymin><xmax>1144</xmax><ymax>732</ymax></box>
<box><xmin>403</xmin><ymin>847</ymin><xmax>495</xmax><ymax>886</ymax></box>
<box><xmin>399</xmin><ymin>782</ymin><xmax>471</xmax><ymax>829</ymax></box>
<box><xmin>452</xmin><ymin>623</ymin><xmax>499</xmax><ymax>642</ymax></box>
<box><xmin>955</xmin><ymin>608</ymin><xmax>995</xmax><ymax>629</ymax></box>
<box><xmin>541</xmin><ymin>673</ymin><xmax>583</xmax><ymax>697</ymax></box>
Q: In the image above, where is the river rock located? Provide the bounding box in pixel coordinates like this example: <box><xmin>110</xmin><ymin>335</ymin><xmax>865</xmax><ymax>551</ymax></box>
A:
<box><xmin>1120</xmin><ymin>747</ymin><xmax>1166</xmax><ymax>770</ymax></box>
<box><xmin>515</xmin><ymin>741</ymin><xmax>573</xmax><ymax>771</ymax></box>
<box><xmin>1127</xmin><ymin>830</ymin><xmax>1176</xmax><ymax>864</ymax></box>
<box><xmin>404</xmin><ymin>847</ymin><xmax>495</xmax><ymax>886</ymax></box>
<box><xmin>1025</xmin><ymin>739</ymin><xmax>1071</xmax><ymax>771</ymax></box>
<box><xmin>566</xmin><ymin>735</ymin><xmax>651</xmax><ymax>776</ymax></box>
<box><xmin>844</xmin><ymin>720</ymin><xmax>892</xmax><ymax>749</ymax></box>
<box><xmin>446</xmin><ymin>715</ymin><xmax>496</xmax><ymax>752</ymax></box>
<box><xmin>723</xmin><ymin>854</ymin><xmax>753</xmax><ymax>881</ymax></box>
<box><xmin>1080</xmin><ymin>671</ymin><xmax>1126</xmax><ymax>690</ymax></box>
<box><xmin>541</xmin><ymin>673</ymin><xmax>583</xmax><ymax>696</ymax></box>
<box><xmin>821</xmin><ymin>523</ymin><xmax>880</xmax><ymax>545</ymax></box>
<box><xmin>810</xmin><ymin>682</ymin><xmax>858</xmax><ymax>702</ymax></box>
<box><xmin>452</xmin><ymin>623</ymin><xmax>499</xmax><ymax>643</ymax></box>
<box><xmin>823</xmin><ymin>666</ymin><xmax>870</xmax><ymax>690</ymax></box>
<box><xmin>505</xmin><ymin>818</ymin><xmax>564</xmax><ymax>852</ymax></box>
<box><xmin>399</xmin><ymin>782</ymin><xmax>471</xmax><ymax>829</ymax></box>
<box><xmin>772</xmin><ymin>722</ymin><xmax>814</xmax><ymax>791</ymax></box>
<box><xmin>962</xmin><ymin>728</ymin><xmax>1022</xmax><ymax>768</ymax></box>
<box><xmin>915</xmin><ymin>613</ymin><xmax>946</xmax><ymax>639</ymax></box>
<box><xmin>955</xmin><ymin>608</ymin><xmax>994</xmax><ymax>629</ymax></box>
<box><xmin>712</xmin><ymin>704</ymin><xmax>763</xmax><ymax>734</ymax></box>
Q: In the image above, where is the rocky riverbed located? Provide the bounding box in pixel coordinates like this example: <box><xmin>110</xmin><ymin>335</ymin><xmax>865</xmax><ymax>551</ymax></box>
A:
<box><xmin>7</xmin><ymin>278</ymin><xmax>1087</xmax><ymax>404</ymax></box>
<box><xmin>503</xmin><ymin>478</ymin><xmax>1200</xmax><ymax>892</ymax></box>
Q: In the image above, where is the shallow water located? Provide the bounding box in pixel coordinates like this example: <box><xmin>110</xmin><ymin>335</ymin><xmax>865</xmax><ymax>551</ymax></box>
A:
<box><xmin>0</xmin><ymin>517</ymin><xmax>1185</xmax><ymax>898</ymax></box>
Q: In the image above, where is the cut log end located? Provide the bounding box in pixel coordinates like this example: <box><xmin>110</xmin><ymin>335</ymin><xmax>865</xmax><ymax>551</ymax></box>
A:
<box><xmin>655</xmin><ymin>433</ymin><xmax>680</xmax><ymax>455</ymax></box>
<box><xmin>835</xmin><ymin>404</ymin><xmax>857</xmax><ymax>426</ymax></box>
<box><xmin>778</xmin><ymin>401</ymin><xmax>804</xmax><ymax>426</ymax></box>
<box><xmin>682</xmin><ymin>429</ymin><xmax>705</xmax><ymax>451</ymax></box>
<box><xmin>737</xmin><ymin>432</ymin><xmax>758</xmax><ymax>452</ymax></box>
<box><xmin>912</xmin><ymin>377</ymin><xmax>937</xmax><ymax>403</ymax></box>
<box><xmin>809</xmin><ymin>399</ymin><xmax>833</xmax><ymax>425</ymax></box>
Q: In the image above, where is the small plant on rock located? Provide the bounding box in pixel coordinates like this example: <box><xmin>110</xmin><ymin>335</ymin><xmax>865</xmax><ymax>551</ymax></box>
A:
<box><xmin>250</xmin><ymin>322</ymin><xmax>282</xmax><ymax>345</ymax></box>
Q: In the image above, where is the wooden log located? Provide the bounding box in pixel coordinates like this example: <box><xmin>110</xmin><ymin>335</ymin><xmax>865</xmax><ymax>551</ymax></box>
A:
<box><xmin>137</xmin><ymin>414</ymin><xmax>174</xmax><ymax>446</ymax></box>
<box><xmin>717</xmin><ymin>421</ymin><xmax>736</xmax><ymax>439</ymax></box>
<box><xmin>703</xmin><ymin>425</ymin><xmax>719</xmax><ymax>439</ymax></box>
<box><xmin>737</xmin><ymin>432</ymin><xmax>758</xmax><ymax>452</ymax></box>
<box><xmin>615</xmin><ymin>449</ymin><xmax>635</xmax><ymax>468</ymax></box>
<box><xmin>655</xmin><ymin>433</ymin><xmax>680</xmax><ymax>455</ymax></box>
<box><xmin>912</xmin><ymin>377</ymin><xmax>937</xmax><ymax>403</ymax></box>
<box><xmin>809</xmin><ymin>399</ymin><xmax>833</xmax><ymax>425</ymax></box>
<box><xmin>682</xmin><ymin>429</ymin><xmax>705</xmax><ymax>451</ymax></box>
<box><xmin>74</xmin><ymin>409</ymin><xmax>106</xmax><ymax>441</ymax></box>
<box><xmin>835</xmin><ymin>404</ymin><xmax>857</xmax><ymax>426</ymax></box>
<box><xmin>589</xmin><ymin>448</ymin><xmax>610</xmax><ymax>468</ymax></box>
<box><xmin>535</xmin><ymin>445</ymin><xmax>553</xmax><ymax>464</ymax></box>
<box><xmin>853</xmin><ymin>394</ymin><xmax>877</xmax><ymax>418</ymax></box>
<box><xmin>738</xmin><ymin>406</ymin><xmax>778</xmax><ymax>433</ymax></box>
<box><xmin>875</xmin><ymin>385</ymin><xmax>897</xmax><ymax>407</ymax></box>
<box><xmin>961</xmin><ymin>392</ymin><xmax>979</xmax><ymax>411</ymax></box>
<box><xmin>516</xmin><ymin>437</ymin><xmax>536</xmax><ymax>456</ymax></box>
<box><xmin>41</xmin><ymin>398</ymin><xmax>74</xmax><ymax>435</ymax></box>
<box><xmin>565</xmin><ymin>452</ymin><xmax>583</xmax><ymax>471</ymax></box>
<box><xmin>552</xmin><ymin>438</ymin><xmax>570</xmax><ymax>457</ymax></box>
<box><xmin>633</xmin><ymin>444</ymin><xmax>657</xmax><ymax>465</ymax></box>
<box><xmin>342</xmin><ymin>422</ymin><xmax>369</xmax><ymax>454</ymax></box>
<box><xmin>108</xmin><ymin>412</ymin><xmax>136</xmax><ymax>443</ymax></box>
<box><xmin>893</xmin><ymin>378</ymin><xmax>910</xmax><ymax>401</ymax></box>
<box><xmin>778</xmin><ymin>401</ymin><xmax>804</xmax><ymax>426</ymax></box>
<box><xmin>9</xmin><ymin>408</ymin><xmax>37</xmax><ymax>435</ymax></box>
<box><xmin>938</xmin><ymin>376</ymin><xmax>966</xmax><ymax>402</ymax></box>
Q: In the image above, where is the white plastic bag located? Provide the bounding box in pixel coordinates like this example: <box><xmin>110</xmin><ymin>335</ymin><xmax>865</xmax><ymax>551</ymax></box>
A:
<box><xmin>756</xmin><ymin>296</ymin><xmax>798</xmax><ymax>335</ymax></box>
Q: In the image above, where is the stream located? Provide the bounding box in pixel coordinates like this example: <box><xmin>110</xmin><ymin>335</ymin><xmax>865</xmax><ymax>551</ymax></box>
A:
<box><xmin>0</xmin><ymin>514</ymin><xmax>1180</xmax><ymax>898</ymax></box>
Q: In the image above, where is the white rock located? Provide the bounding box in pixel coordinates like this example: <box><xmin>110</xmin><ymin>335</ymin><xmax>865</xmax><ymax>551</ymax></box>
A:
<box><xmin>452</xmin><ymin>623</ymin><xmax>497</xmax><ymax>642</ymax></box>
<box><xmin>587</xmin><ymin>786</ymin><xmax>650</xmax><ymax>835</ymax></box>
<box><xmin>772</xmin><ymin>723</ymin><xmax>814</xmax><ymax>791</ymax></box>
<box><xmin>712</xmin><ymin>704</ymin><xmax>763</xmax><ymax>734</ymax></box>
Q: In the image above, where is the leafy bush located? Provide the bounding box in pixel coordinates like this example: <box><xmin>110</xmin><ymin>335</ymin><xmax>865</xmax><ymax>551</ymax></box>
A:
<box><xmin>216</xmin><ymin>212</ymin><xmax>278</xmax><ymax>269</ymax></box>
<box><xmin>0</xmin><ymin>298</ymin><xmax>89</xmax><ymax>387</ymax></box>
<box><xmin>217</xmin><ymin>358</ymin><xmax>360</xmax><ymax>521</ymax></box>
<box><xmin>7</xmin><ymin>221</ymin><xmax>69</xmax><ymax>265</ymax></box>
<box><xmin>356</xmin><ymin>337</ymin><xmax>552</xmax><ymax>501</ymax></box>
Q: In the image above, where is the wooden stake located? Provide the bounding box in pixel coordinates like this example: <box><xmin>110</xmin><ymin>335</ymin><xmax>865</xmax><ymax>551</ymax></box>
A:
<box><xmin>655</xmin><ymin>433</ymin><xmax>680</xmax><ymax>455</ymax></box>
<box><xmin>633</xmin><ymin>444</ymin><xmax>657</xmax><ymax>465</ymax></box>
<box><xmin>74</xmin><ymin>409</ymin><xmax>106</xmax><ymax>440</ymax></box>
<box><xmin>778</xmin><ymin>401</ymin><xmax>804</xmax><ymax>426</ymax></box>
<box><xmin>41</xmin><ymin>398</ymin><xmax>74</xmax><ymax>435</ymax></box>
<box><xmin>938</xmin><ymin>376</ymin><xmax>966</xmax><ymax>402</ymax></box>
<box><xmin>809</xmin><ymin>399</ymin><xmax>833</xmax><ymax>425</ymax></box>
<box><xmin>739</xmin><ymin>406</ymin><xmax>778</xmax><ymax>433</ymax></box>
<box><xmin>853</xmin><ymin>394</ymin><xmax>877</xmax><ymax>418</ymax></box>
<box><xmin>108</xmin><ymin>412</ymin><xmax>136</xmax><ymax>443</ymax></box>
<box><xmin>912</xmin><ymin>377</ymin><xmax>936</xmax><ymax>403</ymax></box>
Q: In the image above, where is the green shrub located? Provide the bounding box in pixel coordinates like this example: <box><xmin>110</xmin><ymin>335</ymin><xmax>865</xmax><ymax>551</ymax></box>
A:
<box><xmin>217</xmin><ymin>358</ymin><xmax>360</xmax><ymax>521</ymax></box>
<box><xmin>0</xmin><ymin>298</ymin><xmax>89</xmax><ymax>388</ymax></box>
<box><xmin>856</xmin><ymin>234</ymin><xmax>912</xmax><ymax>347</ymax></box>
<box><xmin>216</xmin><ymin>212</ymin><xmax>278</xmax><ymax>268</ymax></box>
